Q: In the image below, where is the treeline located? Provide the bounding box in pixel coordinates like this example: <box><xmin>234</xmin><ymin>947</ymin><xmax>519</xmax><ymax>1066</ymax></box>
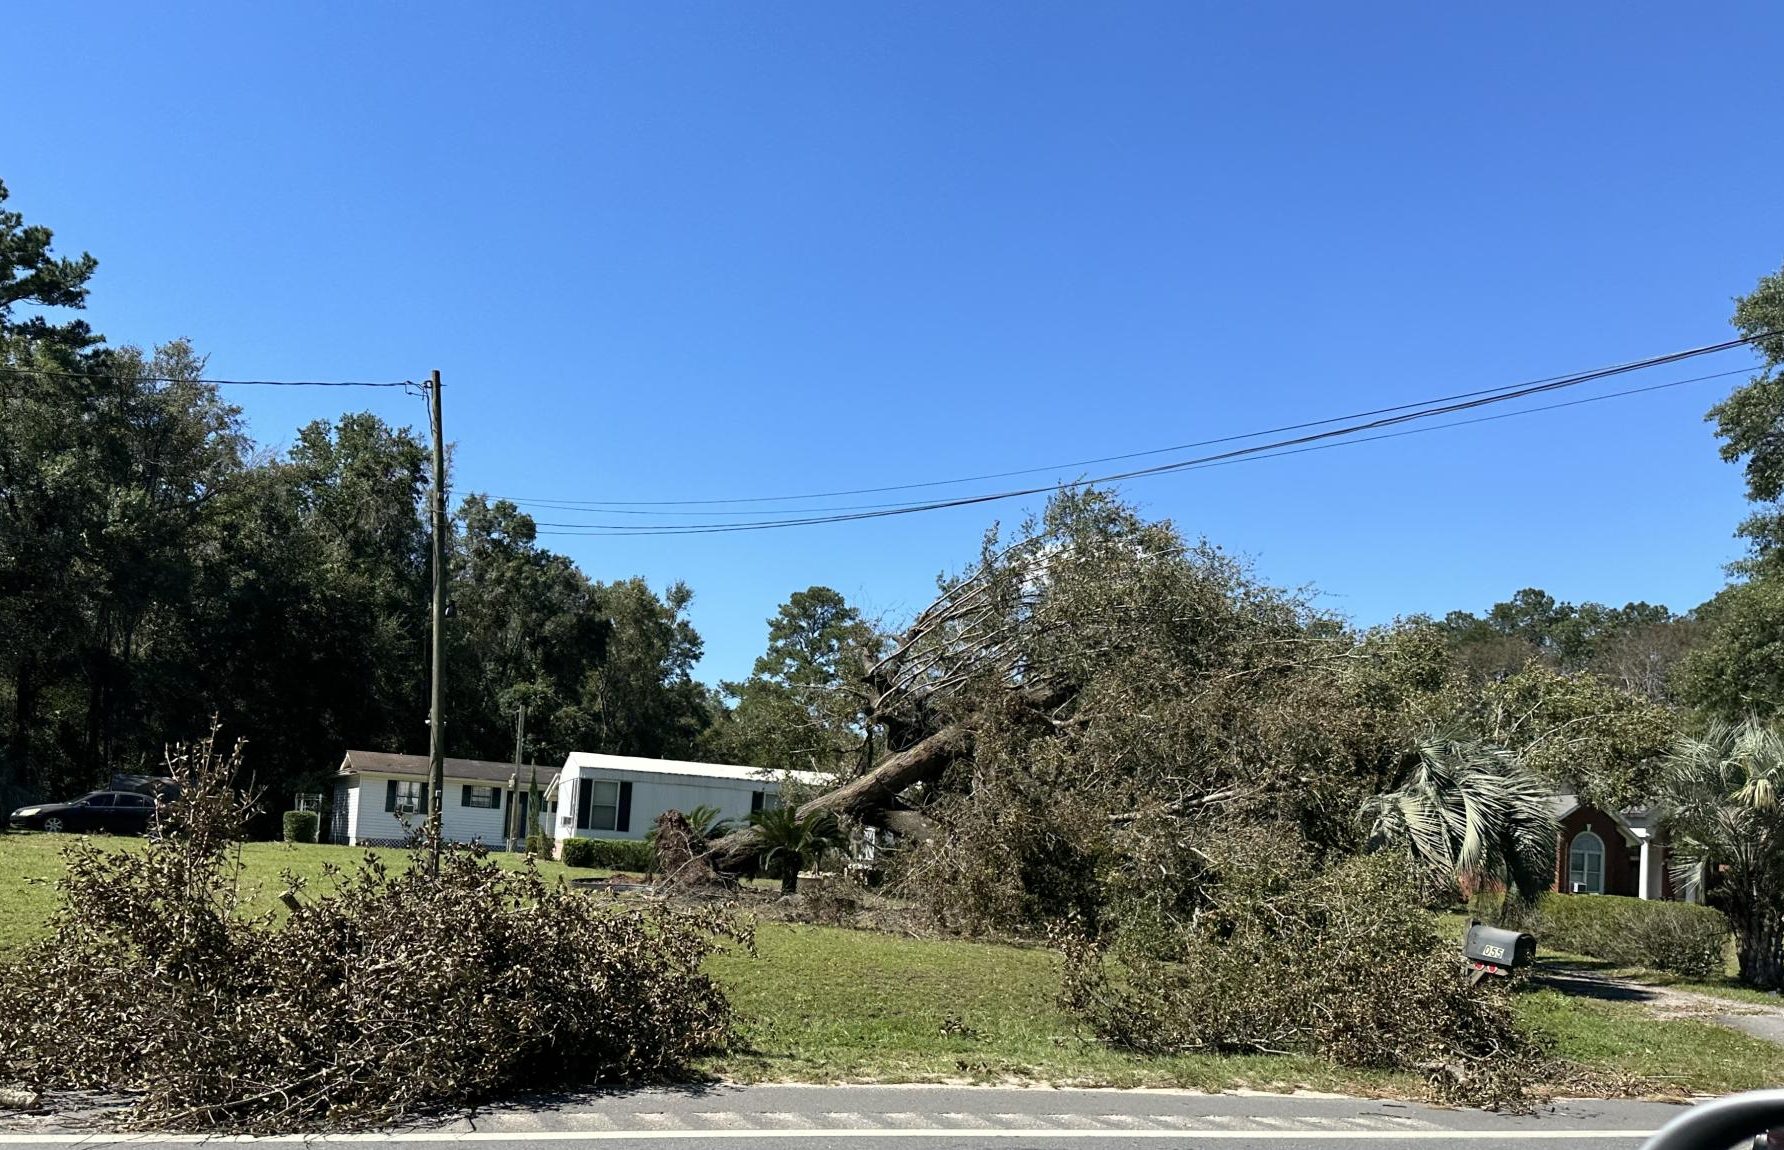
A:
<box><xmin>0</xmin><ymin>183</ymin><xmax>710</xmax><ymax>817</ymax></box>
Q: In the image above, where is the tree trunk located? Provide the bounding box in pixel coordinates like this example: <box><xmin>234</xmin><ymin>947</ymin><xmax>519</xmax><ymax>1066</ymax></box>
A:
<box><xmin>780</xmin><ymin>860</ymin><xmax>800</xmax><ymax>897</ymax></box>
<box><xmin>707</xmin><ymin>723</ymin><xmax>974</xmax><ymax>871</ymax></box>
<box><xmin>8</xmin><ymin>657</ymin><xmax>35</xmax><ymax>793</ymax></box>
<box><xmin>1738</xmin><ymin>907</ymin><xmax>1784</xmax><ymax>990</ymax></box>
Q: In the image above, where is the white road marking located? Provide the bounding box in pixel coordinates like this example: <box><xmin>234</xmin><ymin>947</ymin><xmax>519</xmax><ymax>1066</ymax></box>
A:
<box><xmin>0</xmin><ymin>1128</ymin><xmax>1659</xmax><ymax>1143</ymax></box>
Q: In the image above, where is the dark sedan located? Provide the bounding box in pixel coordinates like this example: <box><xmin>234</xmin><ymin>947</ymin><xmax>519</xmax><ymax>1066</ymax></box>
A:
<box><xmin>9</xmin><ymin>791</ymin><xmax>156</xmax><ymax>834</ymax></box>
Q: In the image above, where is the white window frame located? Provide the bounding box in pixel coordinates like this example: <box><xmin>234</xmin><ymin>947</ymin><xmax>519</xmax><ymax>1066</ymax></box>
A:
<box><xmin>393</xmin><ymin>780</ymin><xmax>423</xmax><ymax>815</ymax></box>
<box><xmin>1568</xmin><ymin>830</ymin><xmax>1605</xmax><ymax>894</ymax></box>
<box><xmin>587</xmin><ymin>779</ymin><xmax>620</xmax><ymax>831</ymax></box>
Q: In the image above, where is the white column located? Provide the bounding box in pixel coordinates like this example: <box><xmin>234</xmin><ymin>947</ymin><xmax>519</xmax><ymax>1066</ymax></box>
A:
<box><xmin>1637</xmin><ymin>835</ymin><xmax>1653</xmax><ymax>900</ymax></box>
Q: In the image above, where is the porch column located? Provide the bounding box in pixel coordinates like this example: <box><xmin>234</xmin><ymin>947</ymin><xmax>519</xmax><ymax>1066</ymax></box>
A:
<box><xmin>1637</xmin><ymin>834</ymin><xmax>1653</xmax><ymax>900</ymax></box>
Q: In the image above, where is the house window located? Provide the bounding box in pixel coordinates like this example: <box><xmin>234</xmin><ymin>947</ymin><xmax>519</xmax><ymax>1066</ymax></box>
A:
<box><xmin>578</xmin><ymin>779</ymin><xmax>620</xmax><ymax>831</ymax></box>
<box><xmin>1568</xmin><ymin>831</ymin><xmax>1605</xmax><ymax>894</ymax></box>
<box><xmin>461</xmin><ymin>785</ymin><xmax>500</xmax><ymax>809</ymax></box>
<box><xmin>750</xmin><ymin>790</ymin><xmax>780</xmax><ymax>814</ymax></box>
<box><xmin>387</xmin><ymin>780</ymin><xmax>424</xmax><ymax>814</ymax></box>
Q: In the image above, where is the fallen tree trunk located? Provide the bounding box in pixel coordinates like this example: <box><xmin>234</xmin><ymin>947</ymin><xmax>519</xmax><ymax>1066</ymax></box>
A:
<box><xmin>706</xmin><ymin>680</ymin><xmax>1077</xmax><ymax>874</ymax></box>
<box><xmin>706</xmin><ymin>723</ymin><xmax>973</xmax><ymax>871</ymax></box>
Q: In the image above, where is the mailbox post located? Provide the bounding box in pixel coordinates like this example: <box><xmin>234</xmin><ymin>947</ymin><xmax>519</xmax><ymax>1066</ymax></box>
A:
<box><xmin>1462</xmin><ymin>921</ymin><xmax>1536</xmax><ymax>985</ymax></box>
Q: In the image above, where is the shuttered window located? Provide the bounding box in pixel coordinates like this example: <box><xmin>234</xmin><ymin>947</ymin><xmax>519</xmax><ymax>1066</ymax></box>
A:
<box><xmin>574</xmin><ymin>778</ymin><xmax>633</xmax><ymax>832</ymax></box>
<box><xmin>461</xmin><ymin>785</ymin><xmax>500</xmax><ymax>809</ymax></box>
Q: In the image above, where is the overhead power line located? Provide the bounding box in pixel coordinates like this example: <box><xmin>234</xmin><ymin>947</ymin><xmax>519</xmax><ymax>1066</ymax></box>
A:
<box><xmin>505</xmin><ymin>335</ymin><xmax>1765</xmax><ymax>510</ymax></box>
<box><xmin>527</xmin><ymin>335</ymin><xmax>1766</xmax><ymax>538</ymax></box>
<box><xmin>0</xmin><ymin>365</ymin><xmax>413</xmax><ymax>388</ymax></box>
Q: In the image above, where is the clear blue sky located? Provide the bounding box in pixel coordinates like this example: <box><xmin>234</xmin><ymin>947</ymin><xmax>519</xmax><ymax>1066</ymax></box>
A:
<box><xmin>7</xmin><ymin>3</ymin><xmax>1782</xmax><ymax>684</ymax></box>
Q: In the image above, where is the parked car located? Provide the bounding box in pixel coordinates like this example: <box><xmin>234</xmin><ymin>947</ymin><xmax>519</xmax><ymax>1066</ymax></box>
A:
<box><xmin>9</xmin><ymin>791</ymin><xmax>156</xmax><ymax>835</ymax></box>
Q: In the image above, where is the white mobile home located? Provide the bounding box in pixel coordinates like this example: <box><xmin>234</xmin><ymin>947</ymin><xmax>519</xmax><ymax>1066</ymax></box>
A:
<box><xmin>330</xmin><ymin>750</ymin><xmax>558</xmax><ymax>847</ymax></box>
<box><xmin>554</xmin><ymin>751</ymin><xmax>828</xmax><ymax>849</ymax></box>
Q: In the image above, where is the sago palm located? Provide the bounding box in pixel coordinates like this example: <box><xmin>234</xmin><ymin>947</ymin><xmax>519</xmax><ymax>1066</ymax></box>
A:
<box><xmin>1661</xmin><ymin>718</ymin><xmax>1784</xmax><ymax>988</ymax></box>
<box><xmin>1361</xmin><ymin>730</ymin><xmax>1558</xmax><ymax>906</ymax></box>
<box><xmin>747</xmin><ymin>805</ymin><xmax>845</xmax><ymax>896</ymax></box>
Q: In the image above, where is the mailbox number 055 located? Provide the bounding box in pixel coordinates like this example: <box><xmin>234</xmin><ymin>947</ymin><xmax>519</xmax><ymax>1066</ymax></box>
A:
<box><xmin>1480</xmin><ymin>944</ymin><xmax>1507</xmax><ymax>960</ymax></box>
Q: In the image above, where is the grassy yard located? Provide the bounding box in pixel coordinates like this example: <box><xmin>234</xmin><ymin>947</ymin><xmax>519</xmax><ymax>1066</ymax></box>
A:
<box><xmin>0</xmin><ymin>832</ymin><xmax>580</xmax><ymax>952</ymax></box>
<box><xmin>4</xmin><ymin>832</ymin><xmax>1783</xmax><ymax>1097</ymax></box>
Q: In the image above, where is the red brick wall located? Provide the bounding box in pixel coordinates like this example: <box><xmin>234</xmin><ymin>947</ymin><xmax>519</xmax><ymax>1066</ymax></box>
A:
<box><xmin>1554</xmin><ymin>807</ymin><xmax>1637</xmax><ymax>897</ymax></box>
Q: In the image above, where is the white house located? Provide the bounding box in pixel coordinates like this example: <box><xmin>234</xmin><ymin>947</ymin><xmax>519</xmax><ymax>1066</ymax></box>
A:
<box><xmin>329</xmin><ymin>748</ymin><xmax>826</xmax><ymax>851</ymax></box>
<box><xmin>330</xmin><ymin>750</ymin><xmax>558</xmax><ymax>847</ymax></box>
<box><xmin>552</xmin><ymin>751</ymin><xmax>829</xmax><ymax>850</ymax></box>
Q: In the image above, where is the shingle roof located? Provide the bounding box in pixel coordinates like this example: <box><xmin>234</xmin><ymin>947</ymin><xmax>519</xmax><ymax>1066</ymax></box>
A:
<box><xmin>338</xmin><ymin>750</ymin><xmax>551</xmax><ymax>786</ymax></box>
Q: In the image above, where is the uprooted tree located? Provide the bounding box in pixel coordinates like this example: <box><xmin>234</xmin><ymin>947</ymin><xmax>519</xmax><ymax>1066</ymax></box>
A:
<box><xmin>708</xmin><ymin>489</ymin><xmax>1552</xmax><ymax>1096</ymax></box>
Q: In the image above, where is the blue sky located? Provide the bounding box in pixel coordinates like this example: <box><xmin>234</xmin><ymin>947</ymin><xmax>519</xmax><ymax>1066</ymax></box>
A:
<box><xmin>6</xmin><ymin>3</ymin><xmax>1782</xmax><ymax>683</ymax></box>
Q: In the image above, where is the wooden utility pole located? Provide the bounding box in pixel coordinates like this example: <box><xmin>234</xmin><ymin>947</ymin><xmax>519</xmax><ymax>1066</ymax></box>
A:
<box><xmin>426</xmin><ymin>369</ymin><xmax>447</xmax><ymax>876</ymax></box>
<box><xmin>505</xmin><ymin>703</ymin><xmax>526</xmax><ymax>851</ymax></box>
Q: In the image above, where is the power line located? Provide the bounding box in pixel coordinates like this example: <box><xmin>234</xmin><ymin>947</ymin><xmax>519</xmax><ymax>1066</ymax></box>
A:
<box><xmin>524</xmin><ymin>364</ymin><xmax>1752</xmax><ymax>522</ymax></box>
<box><xmin>528</xmin><ymin>340</ymin><xmax>1763</xmax><ymax>537</ymax></box>
<box><xmin>0</xmin><ymin>365</ymin><xmax>414</xmax><ymax>388</ymax></box>
<box><xmin>504</xmin><ymin>335</ymin><xmax>1765</xmax><ymax>510</ymax></box>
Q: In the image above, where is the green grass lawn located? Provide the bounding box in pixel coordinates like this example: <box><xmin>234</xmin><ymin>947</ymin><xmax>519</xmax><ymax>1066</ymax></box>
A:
<box><xmin>5</xmin><ymin>832</ymin><xmax>1783</xmax><ymax>1098</ymax></box>
<box><xmin>0</xmin><ymin>832</ymin><xmax>580</xmax><ymax>951</ymax></box>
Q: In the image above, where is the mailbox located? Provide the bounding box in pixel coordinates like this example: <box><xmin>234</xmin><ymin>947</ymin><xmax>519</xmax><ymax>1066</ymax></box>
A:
<box><xmin>1463</xmin><ymin>921</ymin><xmax>1535</xmax><ymax>982</ymax></box>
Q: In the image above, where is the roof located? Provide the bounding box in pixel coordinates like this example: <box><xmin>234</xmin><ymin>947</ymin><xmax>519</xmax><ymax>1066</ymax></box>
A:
<box><xmin>337</xmin><ymin>750</ymin><xmax>556</xmax><ymax>787</ymax></box>
<box><xmin>561</xmin><ymin>750</ymin><xmax>831</xmax><ymax>788</ymax></box>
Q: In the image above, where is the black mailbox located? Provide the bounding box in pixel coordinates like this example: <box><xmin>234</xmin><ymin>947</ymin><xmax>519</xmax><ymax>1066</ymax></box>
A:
<box><xmin>1463</xmin><ymin>922</ymin><xmax>1535</xmax><ymax>981</ymax></box>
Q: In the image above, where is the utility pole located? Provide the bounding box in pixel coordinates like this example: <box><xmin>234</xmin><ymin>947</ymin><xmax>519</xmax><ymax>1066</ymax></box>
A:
<box><xmin>505</xmin><ymin>702</ymin><xmax>526</xmax><ymax>852</ymax></box>
<box><xmin>426</xmin><ymin>369</ymin><xmax>446</xmax><ymax>876</ymax></box>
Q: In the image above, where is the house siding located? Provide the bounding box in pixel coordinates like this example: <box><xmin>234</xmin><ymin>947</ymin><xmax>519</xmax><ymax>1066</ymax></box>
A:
<box><xmin>555</xmin><ymin>767</ymin><xmax>774</xmax><ymax>844</ymax></box>
<box><xmin>345</xmin><ymin>772</ymin><xmax>516</xmax><ymax>846</ymax></box>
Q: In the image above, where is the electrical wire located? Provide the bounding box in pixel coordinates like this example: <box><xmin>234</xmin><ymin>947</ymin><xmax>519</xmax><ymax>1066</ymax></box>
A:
<box><xmin>528</xmin><ymin>343</ymin><xmax>1763</xmax><ymax>537</ymax></box>
<box><xmin>503</xmin><ymin>335</ymin><xmax>1765</xmax><ymax>509</ymax></box>
<box><xmin>0</xmin><ymin>365</ymin><xmax>414</xmax><ymax>388</ymax></box>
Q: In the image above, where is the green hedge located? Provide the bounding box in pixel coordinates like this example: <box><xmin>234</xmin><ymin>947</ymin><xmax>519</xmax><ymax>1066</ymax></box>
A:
<box><xmin>1484</xmin><ymin>892</ymin><xmax>1730</xmax><ymax>978</ymax></box>
<box><xmin>559</xmin><ymin>837</ymin><xmax>655</xmax><ymax>872</ymax></box>
<box><xmin>282</xmin><ymin>810</ymin><xmax>319</xmax><ymax>844</ymax></box>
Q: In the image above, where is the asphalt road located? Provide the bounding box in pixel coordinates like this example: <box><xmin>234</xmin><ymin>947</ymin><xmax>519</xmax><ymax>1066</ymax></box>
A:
<box><xmin>0</xmin><ymin>1083</ymin><xmax>1694</xmax><ymax>1149</ymax></box>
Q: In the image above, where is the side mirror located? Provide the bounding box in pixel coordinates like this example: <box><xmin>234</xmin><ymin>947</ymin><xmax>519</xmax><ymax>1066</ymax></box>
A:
<box><xmin>1463</xmin><ymin>921</ymin><xmax>1536</xmax><ymax>981</ymax></box>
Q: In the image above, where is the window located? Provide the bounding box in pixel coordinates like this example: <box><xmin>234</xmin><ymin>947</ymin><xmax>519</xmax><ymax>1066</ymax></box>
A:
<box><xmin>573</xmin><ymin>778</ymin><xmax>632</xmax><ymax>832</ymax></box>
<box><xmin>80</xmin><ymin>793</ymin><xmax>113</xmax><ymax>807</ymax></box>
<box><xmin>1568</xmin><ymin>831</ymin><xmax>1605</xmax><ymax>894</ymax></box>
<box><xmin>578</xmin><ymin>779</ymin><xmax>620</xmax><ymax>831</ymax></box>
<box><xmin>461</xmin><ymin>785</ymin><xmax>501</xmax><ymax>809</ymax></box>
<box><xmin>116</xmin><ymin>793</ymin><xmax>151</xmax><ymax>808</ymax></box>
<box><xmin>750</xmin><ymin>790</ymin><xmax>780</xmax><ymax>814</ymax></box>
<box><xmin>387</xmin><ymin>780</ymin><xmax>424</xmax><ymax>814</ymax></box>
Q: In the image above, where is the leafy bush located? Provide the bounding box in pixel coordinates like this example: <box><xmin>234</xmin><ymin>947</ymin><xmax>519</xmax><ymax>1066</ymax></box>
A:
<box><xmin>525</xmin><ymin>831</ymin><xmax>550</xmax><ymax>857</ymax></box>
<box><xmin>0</xmin><ymin>726</ymin><xmax>747</xmax><ymax>1132</ymax></box>
<box><xmin>560</xmin><ymin>836</ymin><xmax>655</xmax><ymax>871</ymax></box>
<box><xmin>1060</xmin><ymin>842</ymin><xmax>1538</xmax><ymax>1105</ymax></box>
<box><xmin>1506</xmin><ymin>892</ymin><xmax>1729</xmax><ymax>978</ymax></box>
<box><xmin>282</xmin><ymin>810</ymin><xmax>319</xmax><ymax>843</ymax></box>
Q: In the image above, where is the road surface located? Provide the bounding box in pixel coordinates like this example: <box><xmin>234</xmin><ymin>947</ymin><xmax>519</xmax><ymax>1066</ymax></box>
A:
<box><xmin>0</xmin><ymin>1083</ymin><xmax>1694</xmax><ymax>1148</ymax></box>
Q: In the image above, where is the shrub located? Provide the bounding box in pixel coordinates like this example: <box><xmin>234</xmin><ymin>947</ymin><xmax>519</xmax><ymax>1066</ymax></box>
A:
<box><xmin>558</xmin><ymin>837</ymin><xmax>654</xmax><ymax>871</ymax></box>
<box><xmin>1060</xmin><ymin>843</ymin><xmax>1538</xmax><ymax>1105</ymax></box>
<box><xmin>0</xmin><ymin>726</ymin><xmax>748</xmax><ymax>1133</ymax></box>
<box><xmin>282</xmin><ymin>810</ymin><xmax>319</xmax><ymax>844</ymax></box>
<box><xmin>1513</xmin><ymin>892</ymin><xmax>1729</xmax><ymax>978</ymax></box>
<box><xmin>525</xmin><ymin>831</ymin><xmax>551</xmax><ymax>857</ymax></box>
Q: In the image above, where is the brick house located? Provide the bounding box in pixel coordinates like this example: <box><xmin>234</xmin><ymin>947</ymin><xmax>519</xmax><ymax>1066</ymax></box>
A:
<box><xmin>1549</xmin><ymin>793</ymin><xmax>1686</xmax><ymax>900</ymax></box>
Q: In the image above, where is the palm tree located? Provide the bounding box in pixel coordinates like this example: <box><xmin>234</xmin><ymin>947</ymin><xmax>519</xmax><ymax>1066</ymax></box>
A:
<box><xmin>1661</xmin><ymin>718</ymin><xmax>1784</xmax><ymax>988</ymax></box>
<box><xmin>747</xmin><ymin>805</ymin><xmax>845</xmax><ymax>896</ymax></box>
<box><xmin>1361</xmin><ymin>730</ymin><xmax>1558</xmax><ymax>907</ymax></box>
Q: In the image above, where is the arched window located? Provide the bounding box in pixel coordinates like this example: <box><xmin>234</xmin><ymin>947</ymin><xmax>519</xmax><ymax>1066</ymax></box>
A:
<box><xmin>1568</xmin><ymin>831</ymin><xmax>1604</xmax><ymax>894</ymax></box>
